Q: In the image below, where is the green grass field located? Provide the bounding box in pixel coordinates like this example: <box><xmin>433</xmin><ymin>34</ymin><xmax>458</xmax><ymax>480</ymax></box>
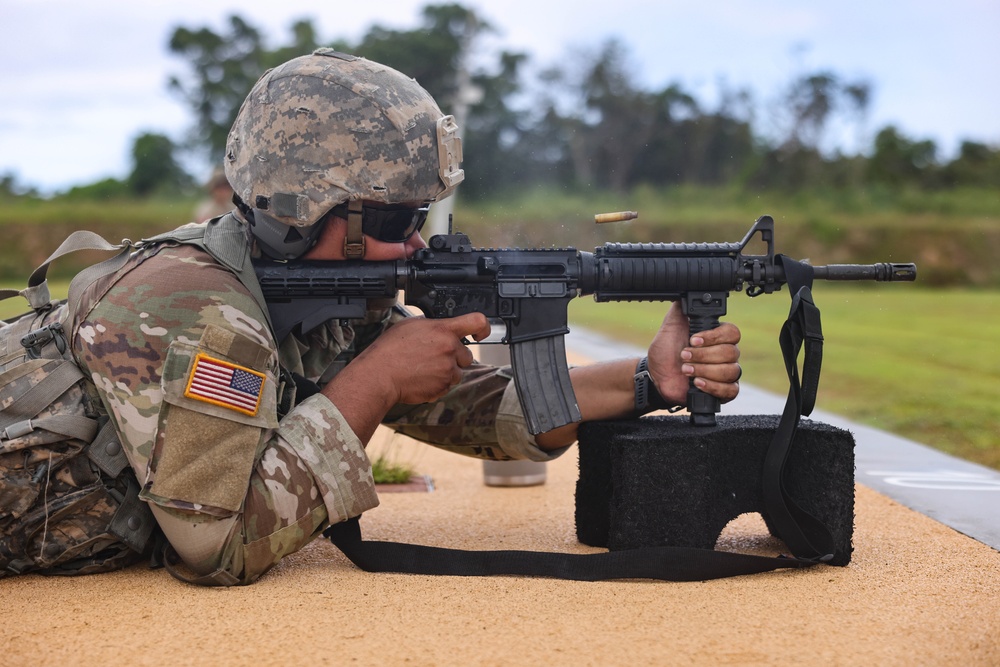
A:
<box><xmin>568</xmin><ymin>286</ymin><xmax>1000</xmax><ymax>471</ymax></box>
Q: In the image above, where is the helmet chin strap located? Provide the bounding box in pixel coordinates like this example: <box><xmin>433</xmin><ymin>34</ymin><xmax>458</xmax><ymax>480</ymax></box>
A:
<box><xmin>343</xmin><ymin>200</ymin><xmax>366</xmax><ymax>259</ymax></box>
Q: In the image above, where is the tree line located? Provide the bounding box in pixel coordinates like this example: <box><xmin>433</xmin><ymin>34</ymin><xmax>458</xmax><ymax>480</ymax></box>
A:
<box><xmin>4</xmin><ymin>3</ymin><xmax>997</xmax><ymax>200</ymax></box>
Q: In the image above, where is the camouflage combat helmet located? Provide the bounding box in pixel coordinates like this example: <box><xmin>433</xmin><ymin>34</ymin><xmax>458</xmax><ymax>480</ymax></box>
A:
<box><xmin>225</xmin><ymin>48</ymin><xmax>464</xmax><ymax>259</ymax></box>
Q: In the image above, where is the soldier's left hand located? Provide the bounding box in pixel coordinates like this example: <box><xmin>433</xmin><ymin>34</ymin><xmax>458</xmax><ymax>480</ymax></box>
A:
<box><xmin>646</xmin><ymin>302</ymin><xmax>742</xmax><ymax>406</ymax></box>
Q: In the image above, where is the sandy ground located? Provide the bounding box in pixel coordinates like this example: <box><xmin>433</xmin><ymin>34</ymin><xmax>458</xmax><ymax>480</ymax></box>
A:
<box><xmin>3</xmin><ymin>348</ymin><xmax>998</xmax><ymax>665</ymax></box>
<box><xmin>2</xmin><ymin>418</ymin><xmax>998</xmax><ymax>667</ymax></box>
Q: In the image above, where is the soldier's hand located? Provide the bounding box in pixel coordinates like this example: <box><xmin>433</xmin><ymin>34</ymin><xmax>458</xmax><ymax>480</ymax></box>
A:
<box><xmin>359</xmin><ymin>313</ymin><xmax>491</xmax><ymax>405</ymax></box>
<box><xmin>647</xmin><ymin>302</ymin><xmax>742</xmax><ymax>406</ymax></box>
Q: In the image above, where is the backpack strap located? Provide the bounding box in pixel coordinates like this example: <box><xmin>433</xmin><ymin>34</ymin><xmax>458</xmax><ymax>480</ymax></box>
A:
<box><xmin>0</xmin><ymin>230</ymin><xmax>133</xmax><ymax>315</ymax></box>
<box><xmin>0</xmin><ymin>359</ymin><xmax>89</xmax><ymax>435</ymax></box>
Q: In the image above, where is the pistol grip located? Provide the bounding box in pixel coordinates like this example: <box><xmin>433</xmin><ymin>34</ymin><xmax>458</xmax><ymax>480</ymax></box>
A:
<box><xmin>509</xmin><ymin>336</ymin><xmax>582</xmax><ymax>435</ymax></box>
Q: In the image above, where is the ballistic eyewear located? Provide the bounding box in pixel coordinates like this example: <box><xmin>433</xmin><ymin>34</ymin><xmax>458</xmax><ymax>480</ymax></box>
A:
<box><xmin>332</xmin><ymin>203</ymin><xmax>430</xmax><ymax>243</ymax></box>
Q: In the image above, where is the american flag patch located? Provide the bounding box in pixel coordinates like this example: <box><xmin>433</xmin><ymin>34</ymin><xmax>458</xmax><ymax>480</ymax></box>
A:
<box><xmin>184</xmin><ymin>354</ymin><xmax>265</xmax><ymax>417</ymax></box>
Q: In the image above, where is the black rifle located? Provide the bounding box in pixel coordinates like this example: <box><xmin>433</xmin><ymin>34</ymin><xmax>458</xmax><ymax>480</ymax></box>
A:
<box><xmin>253</xmin><ymin>215</ymin><xmax>916</xmax><ymax>434</ymax></box>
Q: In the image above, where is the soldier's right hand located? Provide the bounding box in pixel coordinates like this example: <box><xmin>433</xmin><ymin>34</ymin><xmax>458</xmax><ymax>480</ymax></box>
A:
<box><xmin>356</xmin><ymin>312</ymin><xmax>491</xmax><ymax>405</ymax></box>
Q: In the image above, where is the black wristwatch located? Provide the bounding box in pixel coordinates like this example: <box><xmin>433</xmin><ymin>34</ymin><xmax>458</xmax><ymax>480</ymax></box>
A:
<box><xmin>633</xmin><ymin>357</ymin><xmax>681</xmax><ymax>415</ymax></box>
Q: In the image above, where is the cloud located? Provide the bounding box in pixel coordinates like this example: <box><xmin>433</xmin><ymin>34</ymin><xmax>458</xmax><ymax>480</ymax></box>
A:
<box><xmin>2</xmin><ymin>0</ymin><xmax>998</xmax><ymax>192</ymax></box>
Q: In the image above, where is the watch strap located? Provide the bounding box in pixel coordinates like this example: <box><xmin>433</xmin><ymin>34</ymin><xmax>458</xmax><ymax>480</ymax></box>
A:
<box><xmin>633</xmin><ymin>357</ymin><xmax>680</xmax><ymax>415</ymax></box>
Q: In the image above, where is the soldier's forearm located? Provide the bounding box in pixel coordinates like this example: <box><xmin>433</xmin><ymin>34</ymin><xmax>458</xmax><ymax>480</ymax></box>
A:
<box><xmin>321</xmin><ymin>362</ymin><xmax>398</xmax><ymax>446</ymax></box>
<box><xmin>534</xmin><ymin>358</ymin><xmax>638</xmax><ymax>451</ymax></box>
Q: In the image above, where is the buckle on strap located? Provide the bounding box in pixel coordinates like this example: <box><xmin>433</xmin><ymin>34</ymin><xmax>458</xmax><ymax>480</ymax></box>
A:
<box><xmin>21</xmin><ymin>322</ymin><xmax>67</xmax><ymax>359</ymax></box>
<box><xmin>343</xmin><ymin>200</ymin><xmax>365</xmax><ymax>259</ymax></box>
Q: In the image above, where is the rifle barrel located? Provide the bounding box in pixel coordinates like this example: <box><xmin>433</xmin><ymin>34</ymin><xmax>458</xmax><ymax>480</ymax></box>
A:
<box><xmin>811</xmin><ymin>263</ymin><xmax>917</xmax><ymax>282</ymax></box>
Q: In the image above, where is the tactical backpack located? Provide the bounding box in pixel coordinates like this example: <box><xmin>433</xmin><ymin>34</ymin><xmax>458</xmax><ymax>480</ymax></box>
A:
<box><xmin>0</xmin><ymin>217</ymin><xmax>272</xmax><ymax>579</ymax></box>
<box><xmin>0</xmin><ymin>232</ymin><xmax>158</xmax><ymax>577</ymax></box>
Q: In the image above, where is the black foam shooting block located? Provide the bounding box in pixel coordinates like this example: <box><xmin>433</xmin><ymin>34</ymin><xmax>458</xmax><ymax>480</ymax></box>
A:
<box><xmin>576</xmin><ymin>415</ymin><xmax>855</xmax><ymax>566</ymax></box>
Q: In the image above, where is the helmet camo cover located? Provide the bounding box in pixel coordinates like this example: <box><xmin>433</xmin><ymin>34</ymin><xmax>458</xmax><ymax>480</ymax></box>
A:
<box><xmin>225</xmin><ymin>49</ymin><xmax>464</xmax><ymax>231</ymax></box>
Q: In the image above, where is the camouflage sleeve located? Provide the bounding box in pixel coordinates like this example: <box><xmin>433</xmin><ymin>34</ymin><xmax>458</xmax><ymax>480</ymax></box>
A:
<box><xmin>73</xmin><ymin>244</ymin><xmax>376</xmax><ymax>585</ymax></box>
<box><xmin>381</xmin><ymin>362</ymin><xmax>570</xmax><ymax>463</ymax></box>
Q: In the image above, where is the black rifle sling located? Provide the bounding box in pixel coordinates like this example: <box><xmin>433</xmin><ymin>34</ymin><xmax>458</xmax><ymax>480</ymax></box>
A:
<box><xmin>325</xmin><ymin>516</ymin><xmax>814</xmax><ymax>581</ymax></box>
<box><xmin>325</xmin><ymin>262</ymin><xmax>835</xmax><ymax>579</ymax></box>
<box><xmin>761</xmin><ymin>256</ymin><xmax>835</xmax><ymax>563</ymax></box>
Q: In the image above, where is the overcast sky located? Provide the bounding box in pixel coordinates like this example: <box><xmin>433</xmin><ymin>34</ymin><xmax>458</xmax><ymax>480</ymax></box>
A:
<box><xmin>2</xmin><ymin>0</ymin><xmax>997</xmax><ymax>194</ymax></box>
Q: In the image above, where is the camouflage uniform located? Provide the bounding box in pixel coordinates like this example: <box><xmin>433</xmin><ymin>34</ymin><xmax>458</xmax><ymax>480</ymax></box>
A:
<box><xmin>71</xmin><ymin>233</ymin><xmax>565</xmax><ymax>585</ymax></box>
